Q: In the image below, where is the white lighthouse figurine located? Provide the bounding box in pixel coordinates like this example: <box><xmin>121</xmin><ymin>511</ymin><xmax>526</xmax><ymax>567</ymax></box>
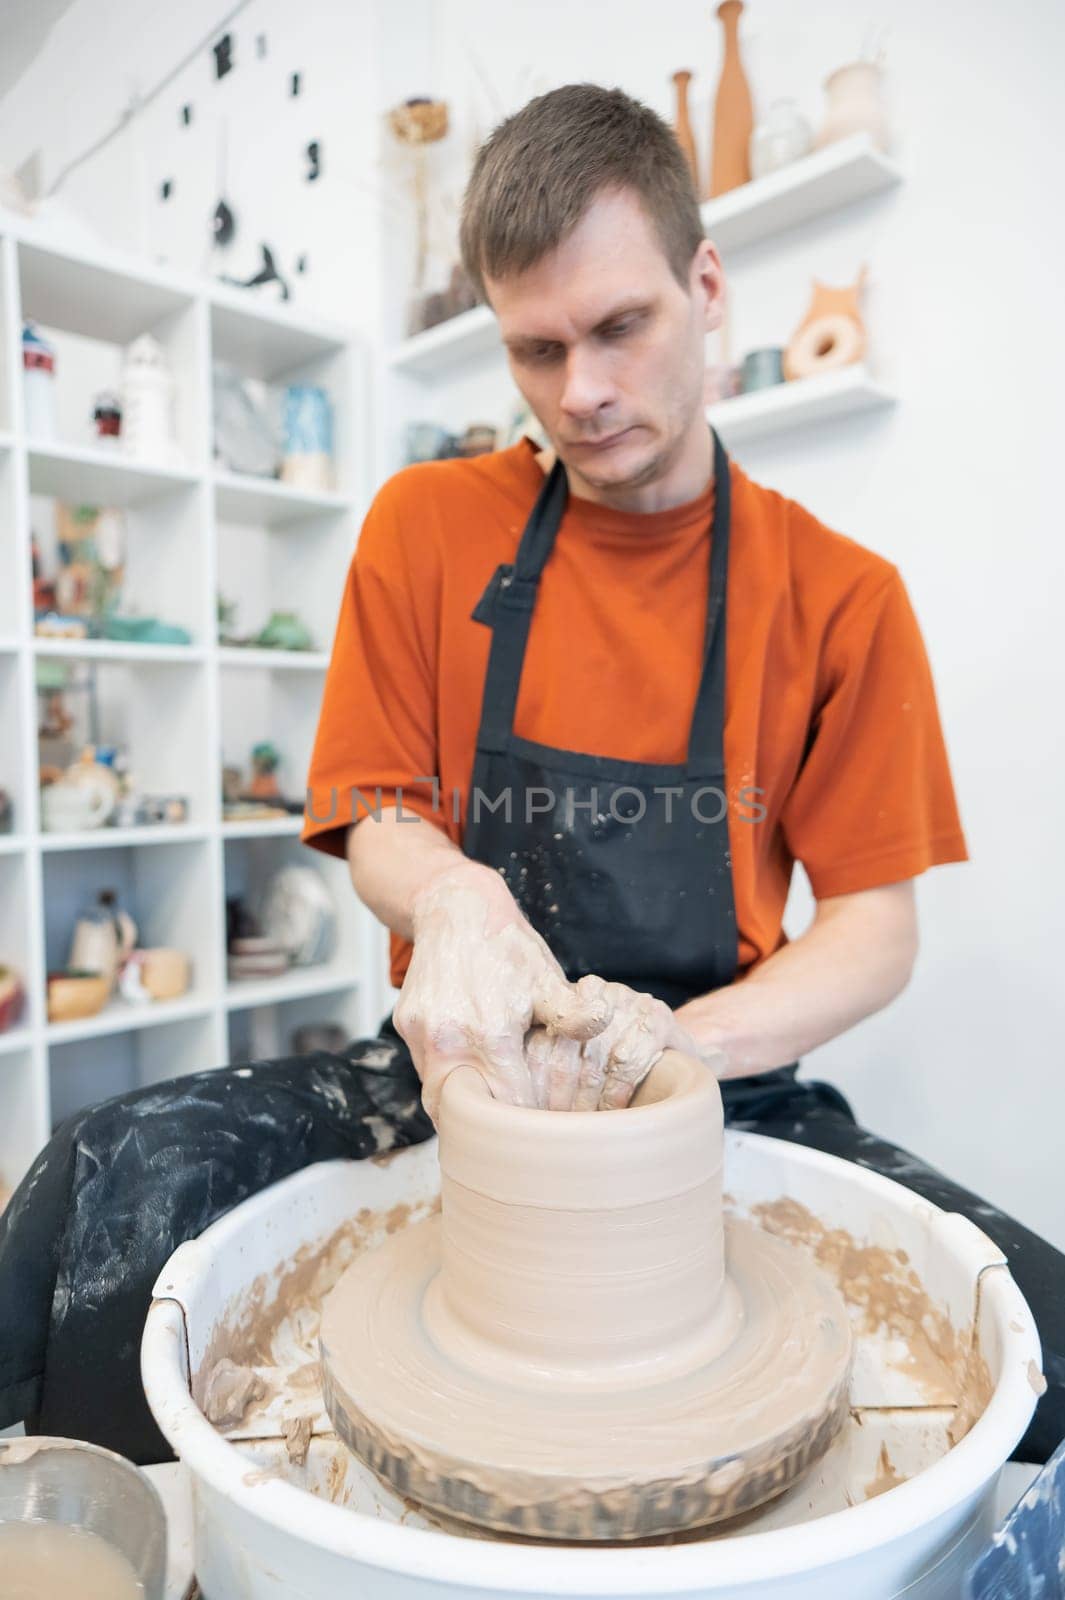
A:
<box><xmin>120</xmin><ymin>334</ymin><xmax>179</xmax><ymax>465</ymax></box>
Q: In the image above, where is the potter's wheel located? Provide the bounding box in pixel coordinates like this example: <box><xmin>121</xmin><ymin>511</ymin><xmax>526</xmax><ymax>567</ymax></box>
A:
<box><xmin>320</xmin><ymin>1053</ymin><xmax>853</xmax><ymax>1542</ymax></box>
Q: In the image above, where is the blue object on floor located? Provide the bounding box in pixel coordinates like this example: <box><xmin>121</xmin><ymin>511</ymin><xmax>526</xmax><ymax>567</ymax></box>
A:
<box><xmin>964</xmin><ymin>1438</ymin><xmax>1065</xmax><ymax>1598</ymax></box>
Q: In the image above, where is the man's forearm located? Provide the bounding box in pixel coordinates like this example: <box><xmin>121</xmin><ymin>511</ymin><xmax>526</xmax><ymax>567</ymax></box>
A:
<box><xmin>674</xmin><ymin>881</ymin><xmax>918</xmax><ymax>1078</ymax></box>
<box><xmin>345</xmin><ymin>810</ymin><xmax>508</xmax><ymax>941</ymax></box>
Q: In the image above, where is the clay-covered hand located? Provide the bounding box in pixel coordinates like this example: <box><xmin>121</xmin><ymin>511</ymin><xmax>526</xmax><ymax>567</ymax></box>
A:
<box><xmin>530</xmin><ymin>982</ymin><xmax>704</xmax><ymax>1112</ymax></box>
<box><xmin>394</xmin><ymin>860</ymin><xmax>610</xmax><ymax>1122</ymax></box>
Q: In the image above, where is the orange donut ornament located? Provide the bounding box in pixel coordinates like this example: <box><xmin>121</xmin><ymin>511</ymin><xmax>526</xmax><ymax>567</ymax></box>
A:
<box><xmin>783</xmin><ymin>267</ymin><xmax>868</xmax><ymax>382</ymax></box>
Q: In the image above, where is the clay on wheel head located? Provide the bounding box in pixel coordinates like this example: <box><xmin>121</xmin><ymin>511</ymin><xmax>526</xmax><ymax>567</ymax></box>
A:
<box><xmin>319</xmin><ymin>1049</ymin><xmax>853</xmax><ymax>1541</ymax></box>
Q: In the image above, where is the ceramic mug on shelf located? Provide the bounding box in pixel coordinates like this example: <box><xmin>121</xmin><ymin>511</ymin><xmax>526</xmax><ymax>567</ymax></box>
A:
<box><xmin>141</xmin><ymin>949</ymin><xmax>190</xmax><ymax>1002</ymax></box>
<box><xmin>41</xmin><ymin>781</ymin><xmax>113</xmax><ymax>833</ymax></box>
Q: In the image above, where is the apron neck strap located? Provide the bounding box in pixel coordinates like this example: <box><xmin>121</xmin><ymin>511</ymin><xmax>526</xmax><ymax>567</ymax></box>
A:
<box><xmin>685</xmin><ymin>428</ymin><xmax>731</xmax><ymax>780</ymax></box>
<box><xmin>474</xmin><ymin>452</ymin><xmax>569</xmax><ymax>752</ymax></box>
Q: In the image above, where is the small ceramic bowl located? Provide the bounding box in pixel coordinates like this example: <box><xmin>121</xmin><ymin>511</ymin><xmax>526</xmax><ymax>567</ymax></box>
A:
<box><xmin>0</xmin><ymin>1436</ymin><xmax>167</xmax><ymax>1598</ymax></box>
<box><xmin>46</xmin><ymin>969</ymin><xmax>110</xmax><ymax>1023</ymax></box>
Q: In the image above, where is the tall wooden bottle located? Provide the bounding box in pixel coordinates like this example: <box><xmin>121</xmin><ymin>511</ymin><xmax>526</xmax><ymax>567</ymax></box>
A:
<box><xmin>709</xmin><ymin>0</ymin><xmax>754</xmax><ymax>197</ymax></box>
<box><xmin>671</xmin><ymin>70</ymin><xmax>700</xmax><ymax>194</ymax></box>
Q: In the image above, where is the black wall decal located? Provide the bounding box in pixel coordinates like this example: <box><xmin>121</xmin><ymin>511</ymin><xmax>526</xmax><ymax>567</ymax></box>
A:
<box><xmin>213</xmin><ymin>198</ymin><xmax>236</xmax><ymax>246</ymax></box>
<box><xmin>290</xmin><ymin>71</ymin><xmax>301</xmax><ymax>97</ymax></box>
<box><xmin>221</xmin><ymin>243</ymin><xmax>291</xmax><ymax>302</ymax></box>
<box><xmin>160</xmin><ymin>179</ymin><xmax>173</xmax><ymax>200</ymax></box>
<box><xmin>296</xmin><ymin>254</ymin><xmax>308</xmax><ymax>274</ymax></box>
<box><xmin>214</xmin><ymin>33</ymin><xmax>234</xmax><ymax>80</ymax></box>
<box><xmin>181</xmin><ymin>104</ymin><xmax>192</xmax><ymax>126</ymax></box>
<box><xmin>256</xmin><ymin>33</ymin><xmax>267</xmax><ymax>57</ymax></box>
<box><xmin>305</xmin><ymin>140</ymin><xmax>322</xmax><ymax>181</ymax></box>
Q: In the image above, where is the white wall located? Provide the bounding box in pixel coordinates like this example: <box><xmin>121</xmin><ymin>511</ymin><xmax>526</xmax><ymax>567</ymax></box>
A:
<box><xmin>3</xmin><ymin>0</ymin><xmax>1063</xmax><ymax>1247</ymax></box>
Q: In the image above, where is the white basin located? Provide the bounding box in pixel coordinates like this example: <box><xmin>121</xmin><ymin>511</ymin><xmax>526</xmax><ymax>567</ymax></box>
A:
<box><xmin>141</xmin><ymin>1132</ymin><xmax>1042</xmax><ymax>1599</ymax></box>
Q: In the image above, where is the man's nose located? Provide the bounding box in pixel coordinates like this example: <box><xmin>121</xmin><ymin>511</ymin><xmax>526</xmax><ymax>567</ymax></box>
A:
<box><xmin>559</xmin><ymin>348</ymin><xmax>616</xmax><ymax>421</ymax></box>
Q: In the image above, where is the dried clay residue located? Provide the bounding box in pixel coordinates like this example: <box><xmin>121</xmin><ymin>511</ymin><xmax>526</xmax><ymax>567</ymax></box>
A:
<box><xmin>202</xmin><ymin>1357</ymin><xmax>265</xmax><ymax>1428</ymax></box>
<box><xmin>749</xmin><ymin>1197</ymin><xmax>992</xmax><ymax>1447</ymax></box>
<box><xmin>192</xmin><ymin>1196</ymin><xmax>439</xmax><ymax>1436</ymax></box>
<box><xmin>283</xmin><ymin>1415</ymin><xmax>313</xmax><ymax>1467</ymax></box>
<box><xmin>864</xmin><ymin>1442</ymin><xmax>905</xmax><ymax>1500</ymax></box>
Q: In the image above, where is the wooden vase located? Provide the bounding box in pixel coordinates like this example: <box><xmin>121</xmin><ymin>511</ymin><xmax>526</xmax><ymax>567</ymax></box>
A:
<box><xmin>671</xmin><ymin>70</ymin><xmax>700</xmax><ymax>194</ymax></box>
<box><xmin>709</xmin><ymin>0</ymin><xmax>754</xmax><ymax>198</ymax></box>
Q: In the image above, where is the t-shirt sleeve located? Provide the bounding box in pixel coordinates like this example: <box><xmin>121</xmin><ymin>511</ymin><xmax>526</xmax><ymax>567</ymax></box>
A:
<box><xmin>780</xmin><ymin>569</ymin><xmax>968</xmax><ymax>897</ymax></box>
<box><xmin>301</xmin><ymin>478</ymin><xmax>444</xmax><ymax>860</ymax></box>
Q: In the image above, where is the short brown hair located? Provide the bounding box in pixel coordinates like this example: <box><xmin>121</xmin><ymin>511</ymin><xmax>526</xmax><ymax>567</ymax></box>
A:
<box><xmin>459</xmin><ymin>83</ymin><xmax>704</xmax><ymax>303</ymax></box>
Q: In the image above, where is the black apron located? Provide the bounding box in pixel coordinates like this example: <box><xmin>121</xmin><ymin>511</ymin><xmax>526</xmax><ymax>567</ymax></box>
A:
<box><xmin>465</xmin><ymin>426</ymin><xmax>738</xmax><ymax>1010</ymax></box>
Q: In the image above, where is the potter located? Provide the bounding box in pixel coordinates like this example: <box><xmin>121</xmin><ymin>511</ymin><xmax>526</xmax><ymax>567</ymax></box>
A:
<box><xmin>1</xmin><ymin>82</ymin><xmax>1062</xmax><ymax>1513</ymax></box>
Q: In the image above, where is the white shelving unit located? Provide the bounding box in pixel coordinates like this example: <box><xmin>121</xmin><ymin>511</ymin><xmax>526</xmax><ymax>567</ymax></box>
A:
<box><xmin>0</xmin><ymin>216</ymin><xmax>386</xmax><ymax>1192</ymax></box>
<box><xmin>384</xmin><ymin>133</ymin><xmax>900</xmax><ymax>454</ymax></box>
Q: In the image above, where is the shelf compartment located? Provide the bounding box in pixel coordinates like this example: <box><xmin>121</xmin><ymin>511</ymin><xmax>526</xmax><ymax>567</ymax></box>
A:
<box><xmin>707</xmin><ymin>365</ymin><xmax>895</xmax><ymax>446</ymax></box>
<box><xmin>30</xmin><ymin>470</ymin><xmax>209</xmax><ymax>646</ymax></box>
<box><xmin>226</xmin><ymin>982</ymin><xmax>361</xmax><ymax>1064</ymax></box>
<box><xmin>219</xmin><ymin>668</ymin><xmax>324</xmax><ymax>821</ymax></box>
<box><xmin>18</xmin><ymin>238</ymin><xmax>194</xmax><ymax>347</ymax></box>
<box><xmin>28</xmin><ymin>440</ymin><xmax>200</xmax><ymax>507</ymax></box>
<box><xmin>213</xmin><ymin>470</ymin><xmax>352</xmax><ymax>527</ymax></box>
<box><xmin>41</xmin><ymin>838</ymin><xmax>216</xmax><ymax>1017</ymax></box>
<box><xmin>215</xmin><ymin>491</ymin><xmax>351</xmax><ymax>666</ymax></box>
<box><xmin>48</xmin><ymin>1011</ymin><xmax>220</xmax><ymax>1126</ymax></box>
<box><xmin>222</xmin><ymin>834</ymin><xmax>362</xmax><ymax>1015</ymax></box>
<box><xmin>210</xmin><ymin>291</ymin><xmax>347</xmax><ymax>384</ymax></box>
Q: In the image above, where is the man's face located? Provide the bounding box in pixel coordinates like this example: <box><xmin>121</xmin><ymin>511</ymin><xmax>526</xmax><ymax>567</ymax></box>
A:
<box><xmin>485</xmin><ymin>185</ymin><xmax>724</xmax><ymax>497</ymax></box>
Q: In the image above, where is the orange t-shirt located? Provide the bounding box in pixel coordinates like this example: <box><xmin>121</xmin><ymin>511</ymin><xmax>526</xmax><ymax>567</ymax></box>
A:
<box><xmin>302</xmin><ymin>436</ymin><xmax>968</xmax><ymax>989</ymax></box>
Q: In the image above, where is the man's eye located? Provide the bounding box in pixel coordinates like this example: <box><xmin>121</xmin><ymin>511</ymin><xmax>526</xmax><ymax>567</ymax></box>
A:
<box><xmin>603</xmin><ymin>321</ymin><xmax>634</xmax><ymax>339</ymax></box>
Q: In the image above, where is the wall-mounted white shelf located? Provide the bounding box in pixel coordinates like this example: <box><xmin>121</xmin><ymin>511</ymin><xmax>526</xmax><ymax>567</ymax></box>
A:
<box><xmin>708</xmin><ymin>365</ymin><xmax>895</xmax><ymax>445</ymax></box>
<box><xmin>0</xmin><ymin>215</ymin><xmax>384</xmax><ymax>1196</ymax></box>
<box><xmin>388</xmin><ymin>303</ymin><xmax>501</xmax><ymax>378</ymax></box>
<box><xmin>703</xmin><ymin>133</ymin><xmax>901</xmax><ymax>254</ymax></box>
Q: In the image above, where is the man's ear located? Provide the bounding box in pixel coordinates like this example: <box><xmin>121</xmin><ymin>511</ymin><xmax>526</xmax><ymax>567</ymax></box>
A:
<box><xmin>692</xmin><ymin>239</ymin><xmax>727</xmax><ymax>337</ymax></box>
